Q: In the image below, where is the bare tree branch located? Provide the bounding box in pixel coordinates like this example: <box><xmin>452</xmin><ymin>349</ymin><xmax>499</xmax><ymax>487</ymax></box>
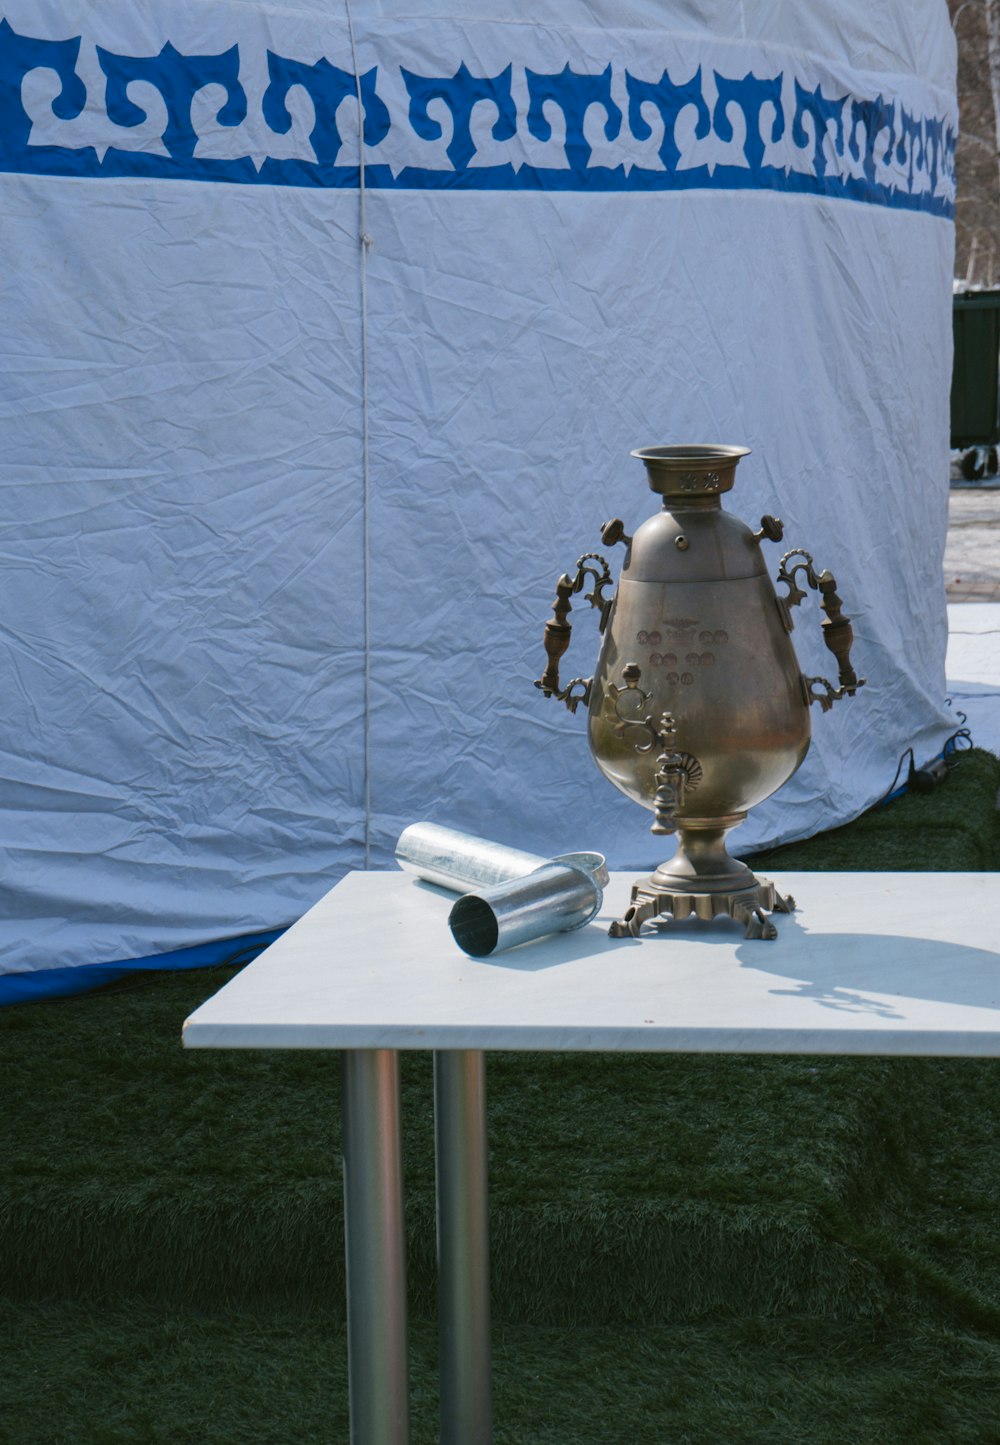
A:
<box><xmin>950</xmin><ymin>0</ymin><xmax>1000</xmax><ymax>282</ymax></box>
<box><xmin>987</xmin><ymin>0</ymin><xmax>1000</xmax><ymax>193</ymax></box>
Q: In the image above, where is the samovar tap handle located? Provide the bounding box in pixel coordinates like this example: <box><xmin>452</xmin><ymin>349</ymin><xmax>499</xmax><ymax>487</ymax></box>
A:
<box><xmin>775</xmin><ymin>548</ymin><xmax>866</xmax><ymax>709</ymax></box>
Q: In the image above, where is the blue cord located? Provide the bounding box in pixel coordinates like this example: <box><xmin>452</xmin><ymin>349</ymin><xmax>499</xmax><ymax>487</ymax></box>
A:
<box><xmin>877</xmin><ymin>705</ymin><xmax>973</xmax><ymax>807</ymax></box>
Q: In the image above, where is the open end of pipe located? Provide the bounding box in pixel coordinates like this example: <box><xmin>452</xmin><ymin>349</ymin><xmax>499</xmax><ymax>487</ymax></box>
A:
<box><xmin>449</xmin><ymin>895</ymin><xmax>499</xmax><ymax>957</ymax></box>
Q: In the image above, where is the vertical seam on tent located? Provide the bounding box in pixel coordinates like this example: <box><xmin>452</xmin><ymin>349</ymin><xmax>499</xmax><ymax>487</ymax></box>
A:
<box><xmin>345</xmin><ymin>0</ymin><xmax>374</xmax><ymax>867</ymax></box>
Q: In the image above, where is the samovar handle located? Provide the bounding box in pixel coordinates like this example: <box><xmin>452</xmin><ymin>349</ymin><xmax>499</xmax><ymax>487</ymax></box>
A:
<box><xmin>534</xmin><ymin>549</ymin><xmax>616</xmax><ymax>714</ymax></box>
<box><xmin>774</xmin><ymin>547</ymin><xmax>867</xmax><ymax>712</ymax></box>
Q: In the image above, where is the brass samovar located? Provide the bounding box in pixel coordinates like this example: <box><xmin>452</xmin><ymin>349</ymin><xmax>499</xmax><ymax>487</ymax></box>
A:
<box><xmin>535</xmin><ymin>445</ymin><xmax>865</xmax><ymax>939</ymax></box>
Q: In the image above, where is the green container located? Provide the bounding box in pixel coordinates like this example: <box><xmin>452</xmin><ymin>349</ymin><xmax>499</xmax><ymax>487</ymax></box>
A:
<box><xmin>951</xmin><ymin>289</ymin><xmax>1000</xmax><ymax>448</ymax></box>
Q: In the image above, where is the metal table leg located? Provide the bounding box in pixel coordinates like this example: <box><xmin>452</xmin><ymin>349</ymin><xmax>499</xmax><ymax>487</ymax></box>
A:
<box><xmin>342</xmin><ymin>1049</ymin><xmax>410</xmax><ymax>1445</ymax></box>
<box><xmin>434</xmin><ymin>1049</ymin><xmax>492</xmax><ymax>1445</ymax></box>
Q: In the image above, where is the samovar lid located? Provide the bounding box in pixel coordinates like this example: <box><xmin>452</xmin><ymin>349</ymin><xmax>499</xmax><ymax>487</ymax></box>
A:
<box><xmin>631</xmin><ymin>444</ymin><xmax>750</xmax><ymax>498</ymax></box>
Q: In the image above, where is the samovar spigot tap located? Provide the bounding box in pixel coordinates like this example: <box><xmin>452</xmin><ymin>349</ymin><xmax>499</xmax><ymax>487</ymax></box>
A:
<box><xmin>651</xmin><ymin>743</ymin><xmax>690</xmax><ymax>835</ymax></box>
<box><xmin>609</xmin><ymin>664</ymin><xmax>703</xmax><ymax>834</ymax></box>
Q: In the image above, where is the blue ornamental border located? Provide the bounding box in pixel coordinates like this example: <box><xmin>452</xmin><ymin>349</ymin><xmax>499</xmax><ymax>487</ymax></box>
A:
<box><xmin>0</xmin><ymin>21</ymin><xmax>956</xmax><ymax>218</ymax></box>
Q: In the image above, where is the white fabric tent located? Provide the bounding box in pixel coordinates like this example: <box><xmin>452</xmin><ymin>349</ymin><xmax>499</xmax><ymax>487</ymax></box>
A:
<box><xmin>0</xmin><ymin>0</ymin><xmax>958</xmax><ymax>992</ymax></box>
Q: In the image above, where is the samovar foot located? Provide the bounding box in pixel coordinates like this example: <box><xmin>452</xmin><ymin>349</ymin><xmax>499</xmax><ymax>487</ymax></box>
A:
<box><xmin>608</xmin><ymin>896</ymin><xmax>659</xmax><ymax>938</ymax></box>
<box><xmin>733</xmin><ymin>901</ymin><xmax>777</xmax><ymax>940</ymax></box>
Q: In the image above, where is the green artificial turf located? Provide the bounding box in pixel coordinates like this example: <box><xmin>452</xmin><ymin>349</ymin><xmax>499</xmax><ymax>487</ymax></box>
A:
<box><xmin>4</xmin><ymin>1305</ymin><xmax>1000</xmax><ymax>1444</ymax></box>
<box><xmin>741</xmin><ymin>745</ymin><xmax>1000</xmax><ymax>873</ymax></box>
<box><xmin>1</xmin><ymin>972</ymin><xmax>917</xmax><ymax>1321</ymax></box>
<box><xmin>2</xmin><ymin>748</ymin><xmax>999</xmax><ymax>1441</ymax></box>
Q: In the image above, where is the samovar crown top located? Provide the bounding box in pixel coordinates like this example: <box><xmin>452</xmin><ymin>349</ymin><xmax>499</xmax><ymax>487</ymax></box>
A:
<box><xmin>624</xmin><ymin>506</ymin><xmax>767</xmax><ymax>583</ymax></box>
<box><xmin>631</xmin><ymin>444</ymin><xmax>750</xmax><ymax>499</ymax></box>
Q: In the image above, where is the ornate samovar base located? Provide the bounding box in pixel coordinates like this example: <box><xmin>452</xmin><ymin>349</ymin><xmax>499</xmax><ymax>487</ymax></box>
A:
<box><xmin>608</xmin><ymin>822</ymin><xmax>796</xmax><ymax>940</ymax></box>
<box><xmin>609</xmin><ymin>876</ymin><xmax>795</xmax><ymax>940</ymax></box>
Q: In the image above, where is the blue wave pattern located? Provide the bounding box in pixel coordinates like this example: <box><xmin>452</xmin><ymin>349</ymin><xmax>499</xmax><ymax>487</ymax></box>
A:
<box><xmin>0</xmin><ymin>20</ymin><xmax>955</xmax><ymax>216</ymax></box>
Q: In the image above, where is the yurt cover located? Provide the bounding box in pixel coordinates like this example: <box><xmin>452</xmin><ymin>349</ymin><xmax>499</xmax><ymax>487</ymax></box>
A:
<box><xmin>0</xmin><ymin>0</ymin><xmax>958</xmax><ymax>999</ymax></box>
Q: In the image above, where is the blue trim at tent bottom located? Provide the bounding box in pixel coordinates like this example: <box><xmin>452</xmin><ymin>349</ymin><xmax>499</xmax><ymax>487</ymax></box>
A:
<box><xmin>0</xmin><ymin>928</ymin><xmax>286</xmax><ymax>1007</ymax></box>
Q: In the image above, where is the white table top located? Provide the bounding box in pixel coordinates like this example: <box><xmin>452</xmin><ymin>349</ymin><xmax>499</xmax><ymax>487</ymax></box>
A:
<box><xmin>182</xmin><ymin>870</ymin><xmax>1000</xmax><ymax>1056</ymax></box>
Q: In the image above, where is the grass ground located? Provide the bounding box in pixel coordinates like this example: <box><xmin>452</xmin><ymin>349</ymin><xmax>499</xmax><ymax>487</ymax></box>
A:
<box><xmin>7</xmin><ymin>1305</ymin><xmax>1000</xmax><ymax>1444</ymax></box>
<box><xmin>3</xmin><ymin>749</ymin><xmax>999</xmax><ymax>1442</ymax></box>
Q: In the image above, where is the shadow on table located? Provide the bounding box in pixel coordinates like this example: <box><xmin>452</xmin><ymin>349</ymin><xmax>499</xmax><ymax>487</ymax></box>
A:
<box><xmin>478</xmin><ymin>914</ymin><xmax>1000</xmax><ymax>1024</ymax></box>
<box><xmin>736</xmin><ymin>919</ymin><xmax>1000</xmax><ymax>1016</ymax></box>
